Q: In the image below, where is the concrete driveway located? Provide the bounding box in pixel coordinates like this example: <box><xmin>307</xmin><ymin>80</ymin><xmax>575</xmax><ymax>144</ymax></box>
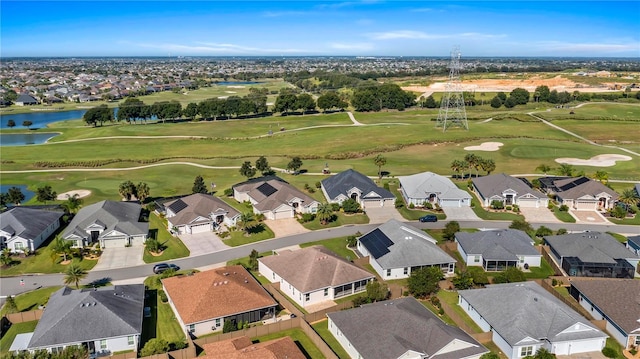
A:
<box><xmin>179</xmin><ymin>232</ymin><xmax>229</xmax><ymax>256</ymax></box>
<box><xmin>570</xmin><ymin>210</ymin><xmax>609</xmax><ymax>224</ymax></box>
<box><xmin>520</xmin><ymin>206</ymin><xmax>561</xmax><ymax>223</ymax></box>
<box><xmin>93</xmin><ymin>246</ymin><xmax>144</xmax><ymax>270</ymax></box>
<box><xmin>442</xmin><ymin>206</ymin><xmax>480</xmax><ymax>221</ymax></box>
<box><xmin>557</xmin><ymin>351</ymin><xmax>607</xmax><ymax>359</ymax></box>
<box><xmin>364</xmin><ymin>206</ymin><xmax>405</xmax><ymax>223</ymax></box>
<box><xmin>264</xmin><ymin>218</ymin><xmax>309</xmax><ymax>238</ymax></box>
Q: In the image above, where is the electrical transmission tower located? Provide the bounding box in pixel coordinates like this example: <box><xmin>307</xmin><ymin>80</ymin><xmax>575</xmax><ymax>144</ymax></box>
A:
<box><xmin>436</xmin><ymin>46</ymin><xmax>468</xmax><ymax>131</ymax></box>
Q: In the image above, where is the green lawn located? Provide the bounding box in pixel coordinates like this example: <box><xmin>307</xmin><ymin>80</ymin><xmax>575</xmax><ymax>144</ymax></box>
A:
<box><xmin>524</xmin><ymin>258</ymin><xmax>555</xmax><ymax>279</ymax></box>
<box><xmin>252</xmin><ymin>328</ymin><xmax>325</xmax><ymax>359</ymax></box>
<box><xmin>608</xmin><ymin>208</ymin><xmax>640</xmax><ymax>225</ymax></box>
<box><xmin>425</xmin><ymin>228</ymin><xmax>478</xmax><ymax>244</ymax></box>
<box><xmin>299</xmin><ymin>236</ymin><xmax>358</xmax><ymax>261</ymax></box>
<box><xmin>300</xmin><ymin>212</ymin><xmax>370</xmax><ymax>230</ymax></box>
<box><xmin>436</xmin><ymin>290</ymin><xmax>483</xmax><ymax>333</ymax></box>
<box><xmin>222</xmin><ymin>224</ymin><xmax>275</xmax><ymax>247</ymax></box>
<box><xmin>311</xmin><ymin>320</ymin><xmax>350</xmax><ymax>359</ymax></box>
<box><xmin>0</xmin><ymin>237</ymin><xmax>98</xmax><ymax>277</ymax></box>
<box><xmin>552</xmin><ymin>206</ymin><xmax>576</xmax><ymax>223</ymax></box>
<box><xmin>0</xmin><ymin>286</ymin><xmax>62</xmax><ymax>315</ymax></box>
<box><xmin>143</xmin><ymin>213</ymin><xmax>190</xmax><ymax>263</ymax></box>
<box><xmin>604</xmin><ymin>338</ymin><xmax>625</xmax><ymax>359</ymax></box>
<box><xmin>455</xmin><ymin>183</ymin><xmax>525</xmax><ymax>221</ymax></box>
<box><xmin>141</xmin><ymin>275</ymin><xmax>186</xmax><ymax>347</ymax></box>
<box><xmin>0</xmin><ymin>321</ymin><xmax>38</xmax><ymax>353</ymax></box>
<box><xmin>387</xmin><ymin>184</ymin><xmax>446</xmax><ymax>221</ymax></box>
<box><xmin>419</xmin><ymin>300</ymin><xmax>457</xmax><ymax>326</ymax></box>
<box><xmin>606</xmin><ymin>232</ymin><xmax>629</xmax><ymax>243</ymax></box>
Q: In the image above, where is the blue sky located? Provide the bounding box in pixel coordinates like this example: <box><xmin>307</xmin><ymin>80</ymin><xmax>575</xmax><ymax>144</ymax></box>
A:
<box><xmin>1</xmin><ymin>1</ymin><xmax>639</xmax><ymax>57</ymax></box>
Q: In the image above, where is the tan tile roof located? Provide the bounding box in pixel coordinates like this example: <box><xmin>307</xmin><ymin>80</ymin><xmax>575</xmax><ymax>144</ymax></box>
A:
<box><xmin>259</xmin><ymin>246</ymin><xmax>374</xmax><ymax>293</ymax></box>
<box><xmin>165</xmin><ymin>193</ymin><xmax>240</xmax><ymax>226</ymax></box>
<box><xmin>162</xmin><ymin>265</ymin><xmax>277</xmax><ymax>324</ymax></box>
<box><xmin>235</xmin><ymin>178</ymin><xmax>317</xmax><ymax>212</ymax></box>
<box><xmin>200</xmin><ymin>336</ymin><xmax>306</xmax><ymax>359</ymax></box>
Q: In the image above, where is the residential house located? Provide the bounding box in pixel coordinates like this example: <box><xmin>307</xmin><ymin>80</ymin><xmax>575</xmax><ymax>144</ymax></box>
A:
<box><xmin>162</xmin><ymin>265</ymin><xmax>277</xmax><ymax>338</ymax></box>
<box><xmin>327</xmin><ymin>297</ymin><xmax>489</xmax><ymax>359</ymax></box>
<box><xmin>539</xmin><ymin>176</ymin><xmax>618</xmax><ymax>211</ymax></box>
<box><xmin>164</xmin><ymin>193</ymin><xmax>240</xmax><ymax>234</ymax></box>
<box><xmin>569</xmin><ymin>279</ymin><xmax>640</xmax><ymax>350</ymax></box>
<box><xmin>0</xmin><ymin>207</ymin><xmax>63</xmax><ymax>252</ymax></box>
<box><xmin>321</xmin><ymin>169</ymin><xmax>395</xmax><ymax>209</ymax></box>
<box><xmin>26</xmin><ymin>285</ymin><xmax>144</xmax><ymax>354</ymax></box>
<box><xmin>544</xmin><ymin>232</ymin><xmax>640</xmax><ymax>278</ymax></box>
<box><xmin>459</xmin><ymin>282</ymin><xmax>608</xmax><ymax>358</ymax></box>
<box><xmin>399</xmin><ymin>171</ymin><xmax>471</xmax><ymax>208</ymax></box>
<box><xmin>258</xmin><ymin>246</ymin><xmax>374</xmax><ymax>308</ymax></box>
<box><xmin>357</xmin><ymin>219</ymin><xmax>456</xmax><ymax>279</ymax></box>
<box><xmin>627</xmin><ymin>235</ymin><xmax>640</xmax><ymax>256</ymax></box>
<box><xmin>233</xmin><ymin>176</ymin><xmax>319</xmax><ymax>220</ymax></box>
<box><xmin>15</xmin><ymin>93</ymin><xmax>39</xmax><ymax>106</ymax></box>
<box><xmin>472</xmin><ymin>173</ymin><xmax>548</xmax><ymax>208</ymax></box>
<box><xmin>199</xmin><ymin>336</ymin><xmax>306</xmax><ymax>359</ymax></box>
<box><xmin>61</xmin><ymin>201</ymin><xmax>148</xmax><ymax>248</ymax></box>
<box><xmin>455</xmin><ymin>229</ymin><xmax>541</xmax><ymax>271</ymax></box>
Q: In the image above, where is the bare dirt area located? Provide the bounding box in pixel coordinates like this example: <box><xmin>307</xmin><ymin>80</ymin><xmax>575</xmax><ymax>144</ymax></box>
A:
<box><xmin>56</xmin><ymin>189</ymin><xmax>91</xmax><ymax>200</ymax></box>
<box><xmin>554</xmin><ymin>154</ymin><xmax>632</xmax><ymax>167</ymax></box>
<box><xmin>403</xmin><ymin>75</ymin><xmax>620</xmax><ymax>94</ymax></box>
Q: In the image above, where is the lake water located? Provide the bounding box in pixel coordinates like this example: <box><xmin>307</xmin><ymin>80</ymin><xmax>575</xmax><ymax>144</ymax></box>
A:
<box><xmin>0</xmin><ymin>132</ymin><xmax>60</xmax><ymax>146</ymax></box>
<box><xmin>0</xmin><ymin>184</ymin><xmax>36</xmax><ymax>204</ymax></box>
<box><xmin>0</xmin><ymin>109</ymin><xmax>87</xmax><ymax>129</ymax></box>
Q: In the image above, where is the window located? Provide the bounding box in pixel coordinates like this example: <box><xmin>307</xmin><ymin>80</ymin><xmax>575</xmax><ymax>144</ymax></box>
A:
<box><xmin>474</xmin><ymin>256</ymin><xmax>480</xmax><ymax>263</ymax></box>
<box><xmin>305</xmin><ymin>293</ymin><xmax>310</xmax><ymax>301</ymax></box>
<box><xmin>272</xmin><ymin>272</ymin><xmax>275</xmax><ymax>279</ymax></box>
<box><xmin>215</xmin><ymin>318</ymin><xmax>221</xmax><ymax>327</ymax></box>
<box><xmin>520</xmin><ymin>256</ymin><xmax>525</xmax><ymax>263</ymax></box>
<box><xmin>403</xmin><ymin>267</ymin><xmax>408</xmax><ymax>275</ymax></box>
<box><xmin>635</xmin><ymin>336</ymin><xmax>640</xmax><ymax>345</ymax></box>
<box><xmin>324</xmin><ymin>288</ymin><xmax>329</xmax><ymax>296</ymax></box>
<box><xmin>100</xmin><ymin>340</ymin><xmax>107</xmax><ymax>350</ymax></box>
<box><xmin>127</xmin><ymin>336</ymin><xmax>134</xmax><ymax>346</ymax></box>
<box><xmin>188</xmin><ymin>324</ymin><xmax>195</xmax><ymax>333</ymax></box>
<box><xmin>520</xmin><ymin>346</ymin><xmax>533</xmax><ymax>357</ymax></box>
<box><xmin>15</xmin><ymin>242</ymin><xmax>24</xmax><ymax>250</ymax></box>
<box><xmin>386</xmin><ymin>269</ymin><xmax>391</xmax><ymax>277</ymax></box>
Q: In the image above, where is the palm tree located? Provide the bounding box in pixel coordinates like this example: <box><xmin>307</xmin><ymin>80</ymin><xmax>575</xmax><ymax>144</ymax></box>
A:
<box><xmin>0</xmin><ymin>248</ymin><xmax>13</xmax><ymax>267</ymax></box>
<box><xmin>136</xmin><ymin>182</ymin><xmax>150</xmax><ymax>203</ymax></box>
<box><xmin>464</xmin><ymin>153</ymin><xmax>480</xmax><ymax>178</ymax></box>
<box><xmin>238</xmin><ymin>212</ymin><xmax>257</xmax><ymax>234</ymax></box>
<box><xmin>557</xmin><ymin>163</ymin><xmax>574</xmax><ymax>176</ymax></box>
<box><xmin>316</xmin><ymin>203</ymin><xmax>334</xmax><ymax>225</ymax></box>
<box><xmin>61</xmin><ymin>194</ymin><xmax>83</xmax><ymax>214</ymax></box>
<box><xmin>64</xmin><ymin>264</ymin><xmax>87</xmax><ymax>289</ymax></box>
<box><xmin>536</xmin><ymin>164</ymin><xmax>552</xmax><ymax>175</ymax></box>
<box><xmin>480</xmin><ymin>158</ymin><xmax>496</xmax><ymax>175</ymax></box>
<box><xmin>618</xmin><ymin>188</ymin><xmax>640</xmax><ymax>208</ymax></box>
<box><xmin>593</xmin><ymin>170</ymin><xmax>608</xmax><ymax>184</ymax></box>
<box><xmin>373</xmin><ymin>154</ymin><xmax>387</xmax><ymax>180</ymax></box>
<box><xmin>52</xmin><ymin>236</ymin><xmax>73</xmax><ymax>262</ymax></box>
<box><xmin>450</xmin><ymin>159</ymin><xmax>465</xmax><ymax>179</ymax></box>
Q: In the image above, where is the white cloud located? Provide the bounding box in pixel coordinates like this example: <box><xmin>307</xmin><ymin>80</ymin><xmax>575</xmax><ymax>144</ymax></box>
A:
<box><xmin>126</xmin><ymin>41</ymin><xmax>312</xmax><ymax>54</ymax></box>
<box><xmin>368</xmin><ymin>30</ymin><xmax>506</xmax><ymax>40</ymax></box>
<box><xmin>329</xmin><ymin>42</ymin><xmax>374</xmax><ymax>51</ymax></box>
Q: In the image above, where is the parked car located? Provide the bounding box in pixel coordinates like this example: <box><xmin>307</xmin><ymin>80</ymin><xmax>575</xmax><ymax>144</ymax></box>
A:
<box><xmin>419</xmin><ymin>215</ymin><xmax>438</xmax><ymax>222</ymax></box>
<box><xmin>153</xmin><ymin>263</ymin><xmax>180</xmax><ymax>274</ymax></box>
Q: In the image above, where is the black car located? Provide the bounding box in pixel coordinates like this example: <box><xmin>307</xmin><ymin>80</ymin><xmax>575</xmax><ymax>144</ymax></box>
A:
<box><xmin>153</xmin><ymin>263</ymin><xmax>180</xmax><ymax>274</ymax></box>
<box><xmin>419</xmin><ymin>215</ymin><xmax>438</xmax><ymax>222</ymax></box>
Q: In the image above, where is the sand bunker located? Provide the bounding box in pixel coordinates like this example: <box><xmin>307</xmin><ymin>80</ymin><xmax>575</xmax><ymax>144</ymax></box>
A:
<box><xmin>555</xmin><ymin>154</ymin><xmax>632</xmax><ymax>167</ymax></box>
<box><xmin>464</xmin><ymin>142</ymin><xmax>504</xmax><ymax>151</ymax></box>
<box><xmin>57</xmin><ymin>189</ymin><xmax>91</xmax><ymax>200</ymax></box>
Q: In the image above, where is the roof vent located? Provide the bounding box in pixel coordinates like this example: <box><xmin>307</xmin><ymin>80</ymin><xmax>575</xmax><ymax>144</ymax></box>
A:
<box><xmin>533</xmin><ymin>297</ymin><xmax>538</xmax><ymax>302</ymax></box>
<box><xmin>224</xmin><ymin>280</ymin><xmax>228</xmax><ymax>285</ymax></box>
<box><xmin>223</xmin><ymin>272</ymin><xmax>229</xmax><ymax>276</ymax></box>
<box><xmin>214</xmin><ymin>282</ymin><xmax>218</xmax><ymax>286</ymax></box>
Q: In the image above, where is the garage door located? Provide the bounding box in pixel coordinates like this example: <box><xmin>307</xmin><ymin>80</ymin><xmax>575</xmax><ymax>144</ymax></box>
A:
<box><xmin>131</xmin><ymin>236</ymin><xmax>146</xmax><ymax>247</ymax></box>
<box><xmin>517</xmin><ymin>198</ymin><xmax>539</xmax><ymax>208</ymax></box>
<box><xmin>440</xmin><ymin>199</ymin><xmax>461</xmax><ymax>207</ymax></box>
<box><xmin>273</xmin><ymin>209</ymin><xmax>293</xmax><ymax>220</ymax></box>
<box><xmin>102</xmin><ymin>237</ymin><xmax>127</xmax><ymax>248</ymax></box>
<box><xmin>190</xmin><ymin>222</ymin><xmax>211</xmax><ymax>234</ymax></box>
<box><xmin>362</xmin><ymin>199</ymin><xmax>389</xmax><ymax>209</ymax></box>
<box><xmin>575</xmin><ymin>201</ymin><xmax>596</xmax><ymax>211</ymax></box>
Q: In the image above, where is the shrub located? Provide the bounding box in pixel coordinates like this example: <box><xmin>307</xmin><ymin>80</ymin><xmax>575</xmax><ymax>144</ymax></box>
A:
<box><xmin>330</xmin><ymin>203</ymin><xmax>341</xmax><ymax>211</ymax></box>
<box><xmin>424</xmin><ymin>202</ymin><xmax>433</xmax><ymax>209</ymax></box>
<box><xmin>346</xmin><ymin>235</ymin><xmax>358</xmax><ymax>247</ymax></box>
<box><xmin>551</xmin><ymin>278</ymin><xmax>558</xmax><ymax>286</ymax></box>
<box><xmin>430</xmin><ymin>296</ymin><xmax>440</xmax><ymax>306</ymax></box>
<box><xmin>218</xmin><ymin>231</ymin><xmax>230</xmax><ymax>238</ymax></box>
<box><xmin>547</xmin><ymin>202</ymin><xmax>554</xmax><ymax>210</ymax></box>
<box><xmin>409</xmin><ymin>203</ymin><xmax>415</xmax><ymax>209</ymax></box>
<box><xmin>383</xmin><ymin>182</ymin><xmax>390</xmax><ymax>190</ymax></box>
<box><xmin>490</xmin><ymin>200</ymin><xmax>504</xmax><ymax>210</ymax></box>
<box><xmin>140</xmin><ymin>339</ymin><xmax>170</xmax><ymax>357</ymax></box>
<box><xmin>299</xmin><ymin>213</ymin><xmax>315</xmax><ymax>223</ymax></box>
<box><xmin>438</xmin><ymin>307</ymin><xmax>445</xmax><ymax>315</ymax></box>
<box><xmin>171</xmin><ymin>341</ymin><xmax>187</xmax><ymax>350</ymax></box>
<box><xmin>601</xmin><ymin>347</ymin><xmax>617</xmax><ymax>358</ymax></box>
<box><xmin>394</xmin><ymin>198</ymin><xmax>404</xmax><ymax>208</ymax></box>
<box><xmin>158</xmin><ymin>290</ymin><xmax>168</xmax><ymax>303</ymax></box>
<box><xmin>342</xmin><ymin>198</ymin><xmax>360</xmax><ymax>213</ymax></box>
<box><xmin>505</xmin><ymin>205</ymin><xmax>512</xmax><ymax>211</ymax></box>
<box><xmin>315</xmin><ymin>181</ymin><xmax>321</xmax><ymax>189</ymax></box>
<box><xmin>512</xmin><ymin>204</ymin><xmax>520</xmax><ymax>212</ymax></box>
<box><xmin>223</xmin><ymin>188</ymin><xmax>233</xmax><ymax>196</ymax></box>
<box><xmin>559</xmin><ymin>204</ymin><xmax>569</xmax><ymax>212</ymax></box>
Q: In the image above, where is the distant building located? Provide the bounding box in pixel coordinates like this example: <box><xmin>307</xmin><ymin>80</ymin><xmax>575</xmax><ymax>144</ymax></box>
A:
<box><xmin>15</xmin><ymin>94</ymin><xmax>39</xmax><ymax>106</ymax></box>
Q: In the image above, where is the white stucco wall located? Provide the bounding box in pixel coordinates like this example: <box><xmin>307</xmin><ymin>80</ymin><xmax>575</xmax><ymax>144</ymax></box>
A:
<box><xmin>459</xmin><ymin>296</ymin><xmax>492</xmax><ymax>332</ymax></box>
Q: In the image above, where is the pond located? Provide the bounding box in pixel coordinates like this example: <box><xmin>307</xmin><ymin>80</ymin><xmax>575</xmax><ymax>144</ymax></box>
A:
<box><xmin>0</xmin><ymin>132</ymin><xmax>60</xmax><ymax>146</ymax></box>
<box><xmin>0</xmin><ymin>184</ymin><xmax>36</xmax><ymax>204</ymax></box>
<box><xmin>0</xmin><ymin>109</ymin><xmax>87</xmax><ymax>129</ymax></box>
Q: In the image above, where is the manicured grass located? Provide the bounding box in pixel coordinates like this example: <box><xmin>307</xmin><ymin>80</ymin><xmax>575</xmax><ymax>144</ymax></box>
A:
<box><xmin>0</xmin><ymin>236</ymin><xmax>98</xmax><ymax>277</ymax></box>
<box><xmin>554</xmin><ymin>286</ymin><xmax>571</xmax><ymax>298</ymax></box>
<box><xmin>552</xmin><ymin>206</ymin><xmax>576</xmax><ymax>223</ymax></box>
<box><xmin>436</xmin><ymin>290</ymin><xmax>483</xmax><ymax>333</ymax></box>
<box><xmin>604</xmin><ymin>337</ymin><xmax>625</xmax><ymax>359</ymax></box>
<box><xmin>387</xmin><ymin>184</ymin><xmax>446</xmax><ymax>221</ymax></box>
<box><xmin>425</xmin><ymin>228</ymin><xmax>478</xmax><ymax>244</ymax></box>
<box><xmin>143</xmin><ymin>213</ymin><xmax>190</xmax><ymax>263</ymax></box>
<box><xmin>524</xmin><ymin>258</ymin><xmax>555</xmax><ymax>279</ymax></box>
<box><xmin>141</xmin><ymin>275</ymin><xmax>186</xmax><ymax>346</ymax></box>
<box><xmin>300</xmin><ymin>236</ymin><xmax>359</xmax><ymax>261</ymax></box>
<box><xmin>420</xmin><ymin>300</ymin><xmax>457</xmax><ymax>326</ymax></box>
<box><xmin>607</xmin><ymin>232</ymin><xmax>629</xmax><ymax>243</ymax></box>
<box><xmin>0</xmin><ymin>320</ymin><xmax>38</xmax><ymax>353</ymax></box>
<box><xmin>0</xmin><ymin>286</ymin><xmax>62</xmax><ymax>315</ymax></box>
<box><xmin>608</xmin><ymin>209</ymin><xmax>640</xmax><ymax>225</ymax></box>
<box><xmin>222</xmin><ymin>224</ymin><xmax>275</xmax><ymax>247</ymax></box>
<box><xmin>482</xmin><ymin>341</ymin><xmax>509</xmax><ymax>359</ymax></box>
<box><xmin>252</xmin><ymin>328</ymin><xmax>325</xmax><ymax>359</ymax></box>
<box><xmin>311</xmin><ymin>319</ymin><xmax>350</xmax><ymax>359</ymax></box>
<box><xmin>455</xmin><ymin>183</ymin><xmax>525</xmax><ymax>221</ymax></box>
<box><xmin>300</xmin><ymin>212</ymin><xmax>370</xmax><ymax>230</ymax></box>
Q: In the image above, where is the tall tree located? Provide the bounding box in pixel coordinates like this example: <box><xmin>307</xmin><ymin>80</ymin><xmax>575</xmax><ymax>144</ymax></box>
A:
<box><xmin>423</xmin><ymin>95</ymin><xmax>438</xmax><ymax>108</ymax></box>
<box><xmin>509</xmin><ymin>88</ymin><xmax>530</xmax><ymax>105</ymax></box>
<box><xmin>83</xmin><ymin>104</ymin><xmax>113</xmax><ymax>127</ymax></box>
<box><xmin>536</xmin><ymin>164</ymin><xmax>552</xmax><ymax>175</ymax></box>
<box><xmin>7</xmin><ymin>186</ymin><xmax>25</xmax><ymax>205</ymax></box>
<box><xmin>136</xmin><ymin>182</ymin><xmax>150</xmax><ymax>203</ymax></box>
<box><xmin>22</xmin><ymin>120</ymin><xmax>33</xmax><ymax>129</ymax></box>
<box><xmin>316</xmin><ymin>203</ymin><xmax>334</xmax><ymax>225</ymax></box>
<box><xmin>183</xmin><ymin>102</ymin><xmax>199</xmax><ymax>119</ymax></box>
<box><xmin>255</xmin><ymin>156</ymin><xmax>271</xmax><ymax>176</ymax></box>
<box><xmin>61</xmin><ymin>193</ymin><xmax>83</xmax><ymax>214</ymax></box>
<box><xmin>450</xmin><ymin>159</ymin><xmax>466</xmax><ymax>178</ymax></box>
<box><xmin>489</xmin><ymin>96</ymin><xmax>502</xmax><ymax>108</ymax></box>
<box><xmin>480</xmin><ymin>158</ymin><xmax>496</xmax><ymax>175</ymax></box>
<box><xmin>295</xmin><ymin>93</ymin><xmax>316</xmax><ymax>114</ymax></box>
<box><xmin>239</xmin><ymin>161</ymin><xmax>257</xmax><ymax>179</ymax></box>
<box><xmin>373</xmin><ymin>154</ymin><xmax>387</xmax><ymax>180</ymax></box>
<box><xmin>64</xmin><ymin>264</ymin><xmax>88</xmax><ymax>289</ymax></box>
<box><xmin>238</xmin><ymin>212</ymin><xmax>257</xmax><ymax>234</ymax></box>
<box><xmin>7</xmin><ymin>119</ymin><xmax>16</xmax><ymax>128</ymax></box>
<box><xmin>248</xmin><ymin>249</ymin><xmax>260</xmax><ymax>271</ymax></box>
<box><xmin>593</xmin><ymin>170</ymin><xmax>608</xmax><ymax>184</ymax></box>
<box><xmin>442</xmin><ymin>221</ymin><xmax>460</xmax><ymax>241</ymax></box>
<box><xmin>192</xmin><ymin>175</ymin><xmax>208</xmax><ymax>194</ymax></box>
<box><xmin>36</xmin><ymin>185</ymin><xmax>57</xmax><ymax>204</ymax></box>
<box><xmin>558</xmin><ymin>163</ymin><xmax>575</xmax><ymax>176</ymax></box>
<box><xmin>118</xmin><ymin>180</ymin><xmax>137</xmax><ymax>200</ymax></box>
<box><xmin>618</xmin><ymin>188</ymin><xmax>640</xmax><ymax>207</ymax></box>
<box><xmin>407</xmin><ymin>267</ymin><xmax>444</xmax><ymax>298</ymax></box>
<box><xmin>464</xmin><ymin>153</ymin><xmax>481</xmax><ymax>178</ymax></box>
<box><xmin>273</xmin><ymin>93</ymin><xmax>297</xmax><ymax>115</ymax></box>
<box><xmin>287</xmin><ymin>157</ymin><xmax>303</xmax><ymax>174</ymax></box>
<box><xmin>4</xmin><ymin>295</ymin><xmax>18</xmax><ymax>313</ymax></box>
<box><xmin>53</xmin><ymin>236</ymin><xmax>73</xmax><ymax>262</ymax></box>
<box><xmin>533</xmin><ymin>85</ymin><xmax>550</xmax><ymax>102</ymax></box>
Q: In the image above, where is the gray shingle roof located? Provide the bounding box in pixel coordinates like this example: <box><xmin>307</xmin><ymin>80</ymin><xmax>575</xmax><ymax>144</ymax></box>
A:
<box><xmin>165</xmin><ymin>193</ymin><xmax>240</xmax><ymax>226</ymax></box>
<box><xmin>552</xmin><ymin>177</ymin><xmax>618</xmax><ymax>201</ymax></box>
<box><xmin>358</xmin><ymin>219</ymin><xmax>455</xmax><ymax>269</ymax></box>
<box><xmin>628</xmin><ymin>235</ymin><xmax>640</xmax><ymax>249</ymax></box>
<box><xmin>472</xmin><ymin>173</ymin><xmax>544</xmax><ymax>200</ymax></box>
<box><xmin>28</xmin><ymin>285</ymin><xmax>145</xmax><ymax>349</ymax></box>
<box><xmin>259</xmin><ymin>246</ymin><xmax>374</xmax><ymax>293</ymax></box>
<box><xmin>544</xmin><ymin>232</ymin><xmax>639</xmax><ymax>263</ymax></box>
<box><xmin>62</xmin><ymin>201</ymin><xmax>148</xmax><ymax>239</ymax></box>
<box><xmin>233</xmin><ymin>177</ymin><xmax>317</xmax><ymax>212</ymax></box>
<box><xmin>399</xmin><ymin>172</ymin><xmax>471</xmax><ymax>201</ymax></box>
<box><xmin>16</xmin><ymin>94</ymin><xmax>38</xmax><ymax>104</ymax></box>
<box><xmin>327</xmin><ymin>297</ymin><xmax>488</xmax><ymax>359</ymax></box>
<box><xmin>0</xmin><ymin>207</ymin><xmax>62</xmax><ymax>241</ymax></box>
<box><xmin>321</xmin><ymin>169</ymin><xmax>394</xmax><ymax>201</ymax></box>
<box><xmin>456</xmin><ymin>229</ymin><xmax>540</xmax><ymax>261</ymax></box>
<box><xmin>570</xmin><ymin>279</ymin><xmax>640</xmax><ymax>335</ymax></box>
<box><xmin>458</xmin><ymin>282</ymin><xmax>607</xmax><ymax>347</ymax></box>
